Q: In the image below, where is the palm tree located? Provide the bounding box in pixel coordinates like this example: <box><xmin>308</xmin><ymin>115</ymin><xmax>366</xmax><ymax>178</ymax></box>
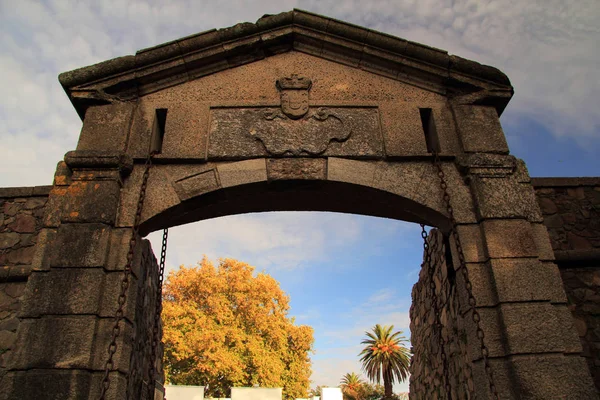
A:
<box><xmin>340</xmin><ymin>372</ymin><xmax>363</xmax><ymax>400</ymax></box>
<box><xmin>358</xmin><ymin>324</ymin><xmax>410</xmax><ymax>399</ymax></box>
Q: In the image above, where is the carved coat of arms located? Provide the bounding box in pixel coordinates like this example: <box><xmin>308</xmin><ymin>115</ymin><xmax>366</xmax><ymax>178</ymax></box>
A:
<box><xmin>247</xmin><ymin>75</ymin><xmax>352</xmax><ymax>156</ymax></box>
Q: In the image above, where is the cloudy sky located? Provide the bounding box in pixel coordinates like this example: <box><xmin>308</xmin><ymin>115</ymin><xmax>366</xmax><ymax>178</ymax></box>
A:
<box><xmin>1</xmin><ymin>0</ymin><xmax>599</xmax><ymax>394</ymax></box>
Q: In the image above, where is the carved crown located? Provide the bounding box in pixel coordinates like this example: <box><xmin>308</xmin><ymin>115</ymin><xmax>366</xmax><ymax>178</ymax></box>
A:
<box><xmin>276</xmin><ymin>74</ymin><xmax>312</xmax><ymax>91</ymax></box>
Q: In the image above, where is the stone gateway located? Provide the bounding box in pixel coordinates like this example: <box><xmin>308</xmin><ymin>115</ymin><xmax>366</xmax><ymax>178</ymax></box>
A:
<box><xmin>0</xmin><ymin>9</ymin><xmax>598</xmax><ymax>400</ymax></box>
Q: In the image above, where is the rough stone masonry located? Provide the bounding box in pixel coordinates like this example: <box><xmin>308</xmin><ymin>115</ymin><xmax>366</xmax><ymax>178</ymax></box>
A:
<box><xmin>0</xmin><ymin>186</ymin><xmax>50</xmax><ymax>385</ymax></box>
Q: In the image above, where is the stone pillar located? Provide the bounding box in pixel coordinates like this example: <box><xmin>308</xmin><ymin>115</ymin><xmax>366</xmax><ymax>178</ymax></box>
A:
<box><xmin>0</xmin><ymin>150</ymin><xmax>147</xmax><ymax>400</ymax></box>
<box><xmin>451</xmin><ymin>105</ymin><xmax>597</xmax><ymax>399</ymax></box>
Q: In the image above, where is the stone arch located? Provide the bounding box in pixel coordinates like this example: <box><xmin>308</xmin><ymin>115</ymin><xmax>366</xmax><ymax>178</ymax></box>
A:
<box><xmin>133</xmin><ymin>158</ymin><xmax>467</xmax><ymax>235</ymax></box>
<box><xmin>1</xmin><ymin>9</ymin><xmax>597</xmax><ymax>400</ymax></box>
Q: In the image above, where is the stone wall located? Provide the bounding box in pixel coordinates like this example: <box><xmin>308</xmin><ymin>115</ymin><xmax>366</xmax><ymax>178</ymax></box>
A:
<box><xmin>0</xmin><ymin>186</ymin><xmax>51</xmax><ymax>385</ymax></box>
<box><xmin>533</xmin><ymin>177</ymin><xmax>600</xmax><ymax>392</ymax></box>
<box><xmin>128</xmin><ymin>238</ymin><xmax>165</xmax><ymax>400</ymax></box>
<box><xmin>0</xmin><ymin>182</ymin><xmax>164</xmax><ymax>399</ymax></box>
<box><xmin>409</xmin><ymin>229</ymin><xmax>472</xmax><ymax>399</ymax></box>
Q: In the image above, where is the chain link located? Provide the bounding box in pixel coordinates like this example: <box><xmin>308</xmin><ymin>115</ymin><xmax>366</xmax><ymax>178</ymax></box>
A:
<box><xmin>420</xmin><ymin>224</ymin><xmax>452</xmax><ymax>399</ymax></box>
<box><xmin>100</xmin><ymin>153</ymin><xmax>155</xmax><ymax>399</ymax></box>
<box><xmin>147</xmin><ymin>228</ymin><xmax>168</xmax><ymax>400</ymax></box>
<box><xmin>433</xmin><ymin>153</ymin><xmax>499</xmax><ymax>399</ymax></box>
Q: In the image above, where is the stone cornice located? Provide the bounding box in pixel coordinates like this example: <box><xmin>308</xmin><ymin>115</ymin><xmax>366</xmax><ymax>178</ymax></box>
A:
<box><xmin>0</xmin><ymin>186</ymin><xmax>52</xmax><ymax>198</ymax></box>
<box><xmin>555</xmin><ymin>249</ymin><xmax>600</xmax><ymax>265</ymax></box>
<box><xmin>64</xmin><ymin>150</ymin><xmax>134</xmax><ymax>174</ymax></box>
<box><xmin>59</xmin><ymin>9</ymin><xmax>514</xmax><ymax>119</ymax></box>
<box><xmin>531</xmin><ymin>177</ymin><xmax>600</xmax><ymax>187</ymax></box>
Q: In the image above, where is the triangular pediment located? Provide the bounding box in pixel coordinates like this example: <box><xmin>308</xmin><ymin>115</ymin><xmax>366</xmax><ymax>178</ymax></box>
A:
<box><xmin>60</xmin><ymin>9</ymin><xmax>513</xmax><ymax>119</ymax></box>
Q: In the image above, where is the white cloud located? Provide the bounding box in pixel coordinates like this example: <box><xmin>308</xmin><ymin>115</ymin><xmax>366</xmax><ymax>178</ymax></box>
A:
<box><xmin>365</xmin><ymin>288</ymin><xmax>396</xmax><ymax>305</ymax></box>
<box><xmin>147</xmin><ymin>211</ymin><xmax>365</xmax><ymax>273</ymax></box>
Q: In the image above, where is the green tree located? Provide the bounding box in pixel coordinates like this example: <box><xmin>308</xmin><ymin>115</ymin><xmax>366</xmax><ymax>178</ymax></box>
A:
<box><xmin>162</xmin><ymin>257</ymin><xmax>314</xmax><ymax>400</ymax></box>
<box><xmin>358</xmin><ymin>324</ymin><xmax>410</xmax><ymax>399</ymax></box>
<box><xmin>356</xmin><ymin>382</ymin><xmax>385</xmax><ymax>400</ymax></box>
<box><xmin>340</xmin><ymin>372</ymin><xmax>364</xmax><ymax>400</ymax></box>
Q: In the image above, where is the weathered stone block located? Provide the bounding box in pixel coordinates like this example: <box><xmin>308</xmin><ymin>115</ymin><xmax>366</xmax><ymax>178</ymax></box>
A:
<box><xmin>478</xmin><ymin>303</ymin><xmax>566</xmax><ymax>357</ymax></box>
<box><xmin>456</xmin><ymin>262</ymin><xmax>498</xmax><ymax>309</ymax></box>
<box><xmin>11</xmin><ymin>316</ymin><xmax>133</xmax><ymax>372</ymax></box>
<box><xmin>64</xmin><ymin>150</ymin><xmax>133</xmax><ymax>174</ymax></box>
<box><xmin>432</xmin><ymin>103</ymin><xmax>462</xmax><ymax>155</ymax></box>
<box><xmin>507</xmin><ymin>354</ymin><xmax>597</xmax><ymax>399</ymax></box>
<box><xmin>99</xmin><ymin>270</ymin><xmax>140</xmax><ymax>321</ymax></box>
<box><xmin>0</xmin><ymin>317</ymin><xmax>19</xmax><ymax>332</ymax></box>
<box><xmin>267</xmin><ymin>158</ymin><xmax>326</xmax><ymax>180</ymax></box>
<box><xmin>454</xmin><ymin>224</ymin><xmax>487</xmax><ymax>263</ymax></box>
<box><xmin>5</xmin><ymin>246</ymin><xmax>35</xmax><ymax>265</ymax></box>
<box><xmin>0</xmin><ymin>369</ymin><xmax>127</xmax><ymax>400</ymax></box>
<box><xmin>537</xmin><ymin>197</ymin><xmax>558</xmax><ymax>214</ymax></box>
<box><xmin>11</xmin><ymin>317</ymin><xmax>96</xmax><ymax>369</ymax></box>
<box><xmin>470</xmin><ymin>357</ymin><xmax>516</xmax><ymax>399</ymax></box>
<box><xmin>43</xmin><ymin>187</ymin><xmax>67</xmax><ymax>228</ymax></box>
<box><xmin>8</xmin><ymin>214</ymin><xmax>36</xmax><ymax>233</ymax></box>
<box><xmin>47</xmin><ymin>223</ymin><xmax>110</xmax><ymax>268</ymax></box>
<box><xmin>115</xmin><ymin>166</ymin><xmax>144</xmax><ymax>228</ymax></box>
<box><xmin>207</xmin><ymin>106</ymin><xmax>384</xmax><ymax>159</ymax></box>
<box><xmin>105</xmin><ymin>228</ymin><xmax>134</xmax><ymax>272</ymax></box>
<box><xmin>53</xmin><ymin>161</ymin><xmax>72</xmax><ymax>186</ymax></box>
<box><xmin>89</xmin><ymin>318</ymin><xmax>134</xmax><ymax>373</ymax></box>
<box><xmin>172</xmin><ymin>169</ymin><xmax>220</xmax><ymax>201</ymax></box>
<box><xmin>530</xmin><ymin>223</ymin><xmax>555</xmax><ymax>261</ymax></box>
<box><xmin>553</xmin><ymin>304</ymin><xmax>585</xmax><ymax>354</ymax></box>
<box><xmin>453</xmin><ymin>105</ymin><xmax>509</xmax><ymax>153</ymax></box>
<box><xmin>3</xmin><ymin>202</ymin><xmax>19</xmax><ymax>216</ymax></box>
<box><xmin>0</xmin><ymin>233</ymin><xmax>20</xmax><ymax>249</ymax></box>
<box><xmin>115</xmin><ymin>165</ymin><xmax>182</xmax><ymax>228</ymax></box>
<box><xmin>218</xmin><ymin>159</ymin><xmax>267</xmax><ymax>187</ymax></box>
<box><xmin>481</xmin><ymin>219</ymin><xmax>538</xmax><ymax>258</ymax></box>
<box><xmin>380</xmin><ymin>102</ymin><xmax>428</xmax><ymax>156</ymax></box>
<box><xmin>327</xmin><ymin>157</ymin><xmax>376</xmax><ymax>188</ymax></box>
<box><xmin>30</xmin><ymin>228</ymin><xmax>55</xmax><ymax>271</ymax></box>
<box><xmin>3</xmin><ymin>282</ymin><xmax>26</xmax><ymax>299</ymax></box>
<box><xmin>471</xmin><ymin>177</ymin><xmax>543</xmax><ymax>221</ymax></box>
<box><xmin>159</xmin><ymin>100</ymin><xmax>210</xmax><ymax>159</ymax></box>
<box><xmin>61</xmin><ymin>180</ymin><xmax>120</xmax><ymax>224</ymax></box>
<box><xmin>77</xmin><ymin>103</ymin><xmax>134</xmax><ymax>152</ymax></box>
<box><xmin>19</xmin><ymin>269</ymin><xmax>133</xmax><ymax>318</ymax></box>
<box><xmin>23</xmin><ymin>197</ymin><xmax>47</xmax><ymax>210</ymax></box>
<box><xmin>416</xmin><ymin>161</ymin><xmax>477</xmax><ymax>225</ymax></box>
<box><xmin>465</xmin><ymin>259</ymin><xmax>567</xmax><ymax>307</ymax></box>
<box><xmin>514</xmin><ymin>158</ymin><xmax>532</xmax><ymax>183</ymax></box>
<box><xmin>0</xmin><ymin>330</ymin><xmax>16</xmax><ymax>350</ymax></box>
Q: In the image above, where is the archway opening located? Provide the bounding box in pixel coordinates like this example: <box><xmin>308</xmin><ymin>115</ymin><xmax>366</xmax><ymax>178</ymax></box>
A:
<box><xmin>138</xmin><ymin>178</ymin><xmax>454</xmax><ymax>399</ymax></box>
<box><xmin>148</xmin><ymin>211</ymin><xmax>422</xmax><ymax>399</ymax></box>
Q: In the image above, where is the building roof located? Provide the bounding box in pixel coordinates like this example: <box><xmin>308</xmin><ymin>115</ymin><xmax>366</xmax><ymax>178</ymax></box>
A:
<box><xmin>59</xmin><ymin>9</ymin><xmax>514</xmax><ymax>119</ymax></box>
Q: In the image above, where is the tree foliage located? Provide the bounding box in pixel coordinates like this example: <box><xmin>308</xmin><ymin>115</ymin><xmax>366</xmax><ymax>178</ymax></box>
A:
<box><xmin>308</xmin><ymin>385</ymin><xmax>328</xmax><ymax>398</ymax></box>
<box><xmin>358</xmin><ymin>325</ymin><xmax>410</xmax><ymax>399</ymax></box>
<box><xmin>339</xmin><ymin>379</ymin><xmax>388</xmax><ymax>400</ymax></box>
<box><xmin>162</xmin><ymin>257</ymin><xmax>314</xmax><ymax>399</ymax></box>
<box><xmin>356</xmin><ymin>382</ymin><xmax>385</xmax><ymax>400</ymax></box>
<box><xmin>340</xmin><ymin>372</ymin><xmax>363</xmax><ymax>400</ymax></box>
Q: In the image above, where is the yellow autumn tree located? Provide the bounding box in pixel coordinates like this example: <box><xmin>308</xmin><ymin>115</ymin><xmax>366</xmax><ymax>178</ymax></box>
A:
<box><xmin>162</xmin><ymin>257</ymin><xmax>314</xmax><ymax>400</ymax></box>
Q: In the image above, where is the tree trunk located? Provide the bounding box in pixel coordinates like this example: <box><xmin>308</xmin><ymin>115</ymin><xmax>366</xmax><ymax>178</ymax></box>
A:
<box><xmin>384</xmin><ymin>372</ymin><xmax>393</xmax><ymax>399</ymax></box>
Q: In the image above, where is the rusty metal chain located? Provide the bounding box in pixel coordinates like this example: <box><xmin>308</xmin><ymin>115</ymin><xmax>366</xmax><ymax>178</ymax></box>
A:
<box><xmin>433</xmin><ymin>152</ymin><xmax>499</xmax><ymax>399</ymax></box>
<box><xmin>100</xmin><ymin>153</ymin><xmax>156</xmax><ymax>400</ymax></box>
<box><xmin>420</xmin><ymin>224</ymin><xmax>452</xmax><ymax>399</ymax></box>
<box><xmin>147</xmin><ymin>227</ymin><xmax>168</xmax><ymax>400</ymax></box>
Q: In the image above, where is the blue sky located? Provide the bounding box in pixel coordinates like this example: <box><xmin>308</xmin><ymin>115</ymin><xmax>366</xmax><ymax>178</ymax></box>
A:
<box><xmin>1</xmin><ymin>0</ymin><xmax>599</xmax><ymax>394</ymax></box>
